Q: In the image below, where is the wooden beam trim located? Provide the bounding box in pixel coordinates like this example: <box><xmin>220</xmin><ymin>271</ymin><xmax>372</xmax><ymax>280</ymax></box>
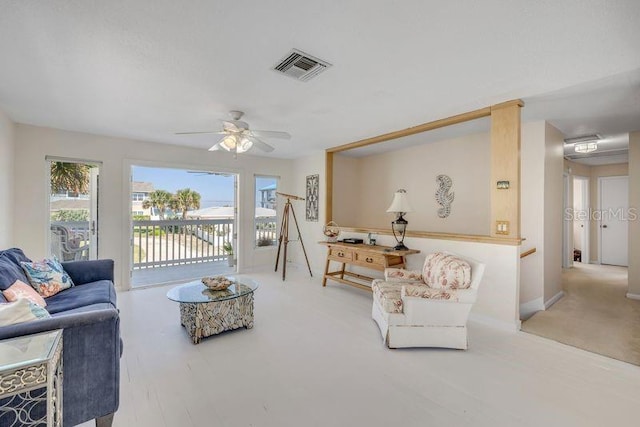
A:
<box><xmin>490</xmin><ymin>99</ymin><xmax>524</xmax><ymax>111</ymax></box>
<box><xmin>520</xmin><ymin>247</ymin><xmax>537</xmax><ymax>258</ymax></box>
<box><xmin>327</xmin><ymin>106</ymin><xmax>492</xmax><ymax>153</ymax></box>
<box><xmin>325</xmin><ymin>151</ymin><xmax>334</xmax><ymax>223</ymax></box>
<box><xmin>337</xmin><ymin>226</ymin><xmax>522</xmax><ymax>246</ymax></box>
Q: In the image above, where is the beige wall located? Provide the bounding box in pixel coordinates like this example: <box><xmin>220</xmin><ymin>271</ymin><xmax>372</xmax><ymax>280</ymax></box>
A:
<box><xmin>628</xmin><ymin>131</ymin><xmax>640</xmax><ymax>297</ymax></box>
<box><xmin>543</xmin><ymin>123</ymin><xmax>564</xmax><ymax>304</ymax></box>
<box><xmin>0</xmin><ymin>110</ymin><xmax>14</xmax><ymax>248</ymax></box>
<box><xmin>291</xmin><ymin>144</ymin><xmax>520</xmax><ymax>330</ymax></box>
<box><xmin>334</xmin><ymin>132</ymin><xmax>491</xmax><ymax>235</ymax></box>
<box><xmin>13</xmin><ymin>124</ymin><xmax>293</xmax><ymax>289</ymax></box>
<box><xmin>290</xmin><ymin>152</ymin><xmax>328</xmax><ymax>275</ymax></box>
<box><xmin>519</xmin><ymin>121</ymin><xmax>565</xmax><ymax>316</ymax></box>
<box><xmin>332</xmin><ymin>154</ymin><xmax>361</xmax><ymax>227</ymax></box>
<box><xmin>519</xmin><ymin>122</ymin><xmax>545</xmax><ymax>308</ymax></box>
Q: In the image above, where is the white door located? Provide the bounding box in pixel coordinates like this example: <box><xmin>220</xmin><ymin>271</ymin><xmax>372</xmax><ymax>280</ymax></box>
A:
<box><xmin>599</xmin><ymin>176</ymin><xmax>628</xmax><ymax>266</ymax></box>
<box><xmin>89</xmin><ymin>167</ymin><xmax>99</xmax><ymax>259</ymax></box>
<box><xmin>48</xmin><ymin>159</ymin><xmax>101</xmax><ymax>261</ymax></box>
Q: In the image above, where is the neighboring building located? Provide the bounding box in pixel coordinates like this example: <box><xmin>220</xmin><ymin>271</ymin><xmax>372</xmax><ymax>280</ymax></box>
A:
<box><xmin>131</xmin><ymin>181</ymin><xmax>155</xmax><ymax>216</ymax></box>
<box><xmin>258</xmin><ymin>184</ymin><xmax>276</xmax><ymax>209</ymax></box>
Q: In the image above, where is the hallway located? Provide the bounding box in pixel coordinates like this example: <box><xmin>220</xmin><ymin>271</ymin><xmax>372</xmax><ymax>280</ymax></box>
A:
<box><xmin>522</xmin><ymin>263</ymin><xmax>640</xmax><ymax>365</ymax></box>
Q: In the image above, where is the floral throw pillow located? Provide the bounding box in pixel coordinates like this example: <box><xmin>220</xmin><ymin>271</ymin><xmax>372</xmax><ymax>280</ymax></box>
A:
<box><xmin>2</xmin><ymin>280</ymin><xmax>47</xmax><ymax>307</ymax></box>
<box><xmin>422</xmin><ymin>252</ymin><xmax>472</xmax><ymax>290</ymax></box>
<box><xmin>0</xmin><ymin>298</ymin><xmax>50</xmax><ymax>327</ymax></box>
<box><xmin>20</xmin><ymin>258</ymin><xmax>75</xmax><ymax>297</ymax></box>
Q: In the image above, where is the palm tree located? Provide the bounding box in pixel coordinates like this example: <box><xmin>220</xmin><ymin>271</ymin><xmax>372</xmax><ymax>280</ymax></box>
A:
<box><xmin>171</xmin><ymin>188</ymin><xmax>201</xmax><ymax>219</ymax></box>
<box><xmin>142</xmin><ymin>190</ymin><xmax>173</xmax><ymax>219</ymax></box>
<box><xmin>50</xmin><ymin>162</ymin><xmax>90</xmax><ymax>194</ymax></box>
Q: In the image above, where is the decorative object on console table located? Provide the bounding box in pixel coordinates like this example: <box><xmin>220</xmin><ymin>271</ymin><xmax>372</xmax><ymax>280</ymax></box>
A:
<box><xmin>323</xmin><ymin>221</ymin><xmax>340</xmax><ymax>243</ymax></box>
<box><xmin>386</xmin><ymin>189</ymin><xmax>413</xmax><ymax>251</ymax></box>
<box><xmin>306</xmin><ymin>174</ymin><xmax>319</xmax><ymax>221</ymax></box>
<box><xmin>319</xmin><ymin>241</ymin><xmax>419</xmax><ymax>291</ymax></box>
<box><xmin>435</xmin><ymin>174</ymin><xmax>455</xmax><ymax>218</ymax></box>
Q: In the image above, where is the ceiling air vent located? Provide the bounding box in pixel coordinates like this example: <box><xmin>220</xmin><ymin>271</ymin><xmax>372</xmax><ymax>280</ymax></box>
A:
<box><xmin>563</xmin><ymin>134</ymin><xmax>601</xmax><ymax>144</ymax></box>
<box><xmin>272</xmin><ymin>49</ymin><xmax>331</xmax><ymax>82</ymax></box>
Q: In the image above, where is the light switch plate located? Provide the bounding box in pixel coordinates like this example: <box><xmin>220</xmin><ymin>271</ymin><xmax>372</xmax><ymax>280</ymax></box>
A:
<box><xmin>496</xmin><ymin>220</ymin><xmax>510</xmax><ymax>235</ymax></box>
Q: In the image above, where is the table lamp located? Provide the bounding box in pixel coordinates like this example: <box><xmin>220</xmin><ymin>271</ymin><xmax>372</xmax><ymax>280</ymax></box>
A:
<box><xmin>386</xmin><ymin>189</ymin><xmax>413</xmax><ymax>250</ymax></box>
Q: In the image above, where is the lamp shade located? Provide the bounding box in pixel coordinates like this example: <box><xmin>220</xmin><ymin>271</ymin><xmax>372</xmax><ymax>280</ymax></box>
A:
<box><xmin>386</xmin><ymin>189</ymin><xmax>413</xmax><ymax>213</ymax></box>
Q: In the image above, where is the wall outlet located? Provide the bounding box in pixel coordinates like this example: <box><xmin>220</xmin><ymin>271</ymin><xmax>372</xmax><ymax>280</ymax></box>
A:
<box><xmin>496</xmin><ymin>220</ymin><xmax>510</xmax><ymax>235</ymax></box>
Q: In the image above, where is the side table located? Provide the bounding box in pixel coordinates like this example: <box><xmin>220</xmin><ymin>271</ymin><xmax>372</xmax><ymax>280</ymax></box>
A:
<box><xmin>0</xmin><ymin>330</ymin><xmax>63</xmax><ymax>427</ymax></box>
<box><xmin>319</xmin><ymin>241</ymin><xmax>420</xmax><ymax>291</ymax></box>
<box><xmin>167</xmin><ymin>278</ymin><xmax>259</xmax><ymax>344</ymax></box>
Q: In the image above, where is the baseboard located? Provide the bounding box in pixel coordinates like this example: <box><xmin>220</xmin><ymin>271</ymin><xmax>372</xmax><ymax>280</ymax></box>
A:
<box><xmin>469</xmin><ymin>313</ymin><xmax>521</xmax><ymax>332</ymax></box>
<box><xmin>519</xmin><ymin>297</ymin><xmax>545</xmax><ymax>320</ymax></box>
<box><xmin>544</xmin><ymin>291</ymin><xmax>565</xmax><ymax>309</ymax></box>
<box><xmin>626</xmin><ymin>292</ymin><xmax>640</xmax><ymax>301</ymax></box>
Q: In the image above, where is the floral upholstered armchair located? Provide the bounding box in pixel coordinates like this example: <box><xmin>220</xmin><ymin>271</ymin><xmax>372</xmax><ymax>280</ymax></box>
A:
<box><xmin>371</xmin><ymin>252</ymin><xmax>485</xmax><ymax>349</ymax></box>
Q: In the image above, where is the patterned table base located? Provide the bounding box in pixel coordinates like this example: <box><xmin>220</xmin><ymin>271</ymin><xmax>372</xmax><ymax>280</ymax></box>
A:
<box><xmin>179</xmin><ymin>294</ymin><xmax>254</xmax><ymax>344</ymax></box>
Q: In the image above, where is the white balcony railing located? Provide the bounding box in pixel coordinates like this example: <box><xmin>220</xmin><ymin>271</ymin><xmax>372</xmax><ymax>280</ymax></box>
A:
<box><xmin>132</xmin><ymin>217</ymin><xmax>277</xmax><ymax>270</ymax></box>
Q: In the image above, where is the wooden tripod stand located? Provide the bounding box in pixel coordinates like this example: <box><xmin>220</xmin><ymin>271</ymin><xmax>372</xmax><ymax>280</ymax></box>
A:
<box><xmin>274</xmin><ymin>192</ymin><xmax>313</xmax><ymax>281</ymax></box>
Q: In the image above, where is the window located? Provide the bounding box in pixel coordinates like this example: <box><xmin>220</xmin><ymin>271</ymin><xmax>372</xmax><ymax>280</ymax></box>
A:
<box><xmin>132</xmin><ymin>192</ymin><xmax>146</xmax><ymax>201</ymax></box>
<box><xmin>255</xmin><ymin>176</ymin><xmax>278</xmax><ymax>247</ymax></box>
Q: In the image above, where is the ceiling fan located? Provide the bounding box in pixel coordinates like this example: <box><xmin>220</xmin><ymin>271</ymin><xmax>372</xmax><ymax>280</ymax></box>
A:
<box><xmin>176</xmin><ymin>110</ymin><xmax>291</xmax><ymax>155</ymax></box>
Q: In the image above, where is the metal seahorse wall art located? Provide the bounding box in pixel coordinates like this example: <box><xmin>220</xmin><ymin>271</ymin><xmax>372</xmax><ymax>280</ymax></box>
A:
<box><xmin>435</xmin><ymin>174</ymin><xmax>454</xmax><ymax>218</ymax></box>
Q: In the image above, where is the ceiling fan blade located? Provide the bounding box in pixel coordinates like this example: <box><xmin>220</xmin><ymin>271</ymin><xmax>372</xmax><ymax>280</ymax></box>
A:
<box><xmin>208</xmin><ymin>142</ymin><xmax>223</xmax><ymax>151</ymax></box>
<box><xmin>175</xmin><ymin>131</ymin><xmax>226</xmax><ymax>135</ymax></box>
<box><xmin>221</xmin><ymin>121</ymin><xmax>237</xmax><ymax>132</ymax></box>
<box><xmin>246</xmin><ymin>136</ymin><xmax>275</xmax><ymax>153</ymax></box>
<box><xmin>221</xmin><ymin>120</ymin><xmax>250</xmax><ymax>132</ymax></box>
<box><xmin>250</xmin><ymin>130</ymin><xmax>291</xmax><ymax>140</ymax></box>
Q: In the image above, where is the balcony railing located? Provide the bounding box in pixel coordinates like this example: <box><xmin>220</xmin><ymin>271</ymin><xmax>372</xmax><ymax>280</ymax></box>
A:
<box><xmin>132</xmin><ymin>217</ymin><xmax>277</xmax><ymax>268</ymax></box>
<box><xmin>132</xmin><ymin>219</ymin><xmax>233</xmax><ymax>269</ymax></box>
<box><xmin>255</xmin><ymin>217</ymin><xmax>278</xmax><ymax>247</ymax></box>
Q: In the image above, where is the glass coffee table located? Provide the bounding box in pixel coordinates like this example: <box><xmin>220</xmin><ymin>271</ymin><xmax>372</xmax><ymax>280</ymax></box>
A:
<box><xmin>167</xmin><ymin>277</ymin><xmax>258</xmax><ymax>344</ymax></box>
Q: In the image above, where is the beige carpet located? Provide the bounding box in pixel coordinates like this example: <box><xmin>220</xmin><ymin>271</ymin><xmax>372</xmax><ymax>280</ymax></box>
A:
<box><xmin>522</xmin><ymin>263</ymin><xmax>640</xmax><ymax>366</ymax></box>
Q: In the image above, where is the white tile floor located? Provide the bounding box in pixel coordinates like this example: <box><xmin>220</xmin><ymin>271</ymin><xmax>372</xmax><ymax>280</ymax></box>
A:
<box><xmin>80</xmin><ymin>267</ymin><xmax>640</xmax><ymax>427</ymax></box>
<box><xmin>131</xmin><ymin>261</ymin><xmax>235</xmax><ymax>287</ymax></box>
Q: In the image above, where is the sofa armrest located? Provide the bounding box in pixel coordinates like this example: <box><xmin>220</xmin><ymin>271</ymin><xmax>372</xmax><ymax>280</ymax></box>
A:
<box><xmin>61</xmin><ymin>259</ymin><xmax>114</xmax><ymax>285</ymax></box>
<box><xmin>384</xmin><ymin>268</ymin><xmax>423</xmax><ymax>282</ymax></box>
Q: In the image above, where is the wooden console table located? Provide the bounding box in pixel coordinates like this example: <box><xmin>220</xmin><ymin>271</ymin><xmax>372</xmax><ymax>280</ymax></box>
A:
<box><xmin>319</xmin><ymin>241</ymin><xmax>420</xmax><ymax>291</ymax></box>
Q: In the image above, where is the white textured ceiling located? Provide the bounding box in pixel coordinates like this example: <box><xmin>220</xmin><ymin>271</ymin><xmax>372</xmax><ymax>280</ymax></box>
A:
<box><xmin>1</xmin><ymin>1</ymin><xmax>640</xmax><ymax>159</ymax></box>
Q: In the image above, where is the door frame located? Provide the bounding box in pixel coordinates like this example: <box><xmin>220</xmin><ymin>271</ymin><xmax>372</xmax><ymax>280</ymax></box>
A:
<box><xmin>123</xmin><ymin>159</ymin><xmax>240</xmax><ymax>290</ymax></box>
<box><xmin>598</xmin><ymin>175</ymin><xmax>629</xmax><ymax>266</ymax></box>
<box><xmin>573</xmin><ymin>175</ymin><xmax>590</xmax><ymax>264</ymax></box>
<box><xmin>562</xmin><ymin>172</ymin><xmax>572</xmax><ymax>268</ymax></box>
<box><xmin>46</xmin><ymin>156</ymin><xmax>102</xmax><ymax>260</ymax></box>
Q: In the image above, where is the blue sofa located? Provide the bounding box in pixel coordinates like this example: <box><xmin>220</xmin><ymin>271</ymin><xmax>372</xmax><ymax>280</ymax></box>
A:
<box><xmin>0</xmin><ymin>248</ymin><xmax>121</xmax><ymax>427</ymax></box>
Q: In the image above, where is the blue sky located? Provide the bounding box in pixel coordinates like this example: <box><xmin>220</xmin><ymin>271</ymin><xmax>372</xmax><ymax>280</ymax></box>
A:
<box><xmin>132</xmin><ymin>166</ymin><xmax>277</xmax><ymax>208</ymax></box>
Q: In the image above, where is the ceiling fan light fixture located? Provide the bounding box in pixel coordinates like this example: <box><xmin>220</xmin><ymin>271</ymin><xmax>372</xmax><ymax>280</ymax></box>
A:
<box><xmin>238</xmin><ymin>137</ymin><xmax>253</xmax><ymax>153</ymax></box>
<box><xmin>574</xmin><ymin>141</ymin><xmax>598</xmax><ymax>153</ymax></box>
<box><xmin>220</xmin><ymin>135</ymin><xmax>238</xmax><ymax>152</ymax></box>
